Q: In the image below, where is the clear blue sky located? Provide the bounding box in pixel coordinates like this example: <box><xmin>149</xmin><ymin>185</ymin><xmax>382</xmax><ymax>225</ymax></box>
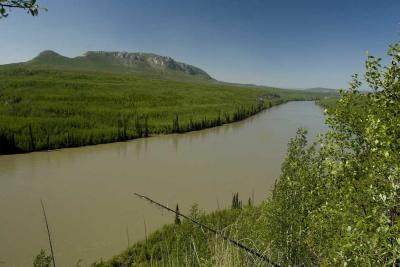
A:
<box><xmin>0</xmin><ymin>0</ymin><xmax>399</xmax><ymax>88</ymax></box>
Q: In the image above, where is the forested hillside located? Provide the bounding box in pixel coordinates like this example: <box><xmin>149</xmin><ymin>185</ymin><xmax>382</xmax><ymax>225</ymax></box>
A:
<box><xmin>0</xmin><ymin>65</ymin><xmax>324</xmax><ymax>154</ymax></box>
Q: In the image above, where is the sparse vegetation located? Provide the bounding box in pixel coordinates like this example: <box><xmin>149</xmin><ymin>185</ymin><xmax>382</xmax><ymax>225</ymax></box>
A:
<box><xmin>33</xmin><ymin>250</ymin><xmax>52</xmax><ymax>267</ymax></box>
<box><xmin>92</xmin><ymin>205</ymin><xmax>267</xmax><ymax>267</ymax></box>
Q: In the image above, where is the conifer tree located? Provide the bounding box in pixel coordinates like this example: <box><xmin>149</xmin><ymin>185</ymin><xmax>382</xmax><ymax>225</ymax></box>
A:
<box><xmin>174</xmin><ymin>204</ymin><xmax>181</xmax><ymax>225</ymax></box>
<box><xmin>172</xmin><ymin>114</ymin><xmax>180</xmax><ymax>133</ymax></box>
<box><xmin>28</xmin><ymin>124</ymin><xmax>35</xmax><ymax>151</ymax></box>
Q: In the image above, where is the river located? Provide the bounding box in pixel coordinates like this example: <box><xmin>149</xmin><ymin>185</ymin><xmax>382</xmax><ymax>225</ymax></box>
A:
<box><xmin>0</xmin><ymin>101</ymin><xmax>327</xmax><ymax>266</ymax></box>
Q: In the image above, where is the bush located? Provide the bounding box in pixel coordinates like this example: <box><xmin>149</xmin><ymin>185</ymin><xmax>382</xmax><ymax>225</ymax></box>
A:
<box><xmin>263</xmin><ymin>42</ymin><xmax>400</xmax><ymax>265</ymax></box>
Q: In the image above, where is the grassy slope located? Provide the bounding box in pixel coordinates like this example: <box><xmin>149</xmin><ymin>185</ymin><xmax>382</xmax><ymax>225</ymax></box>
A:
<box><xmin>0</xmin><ymin>66</ymin><xmax>325</xmax><ymax>154</ymax></box>
<box><xmin>93</xmin><ymin>204</ymin><xmax>268</xmax><ymax>267</ymax></box>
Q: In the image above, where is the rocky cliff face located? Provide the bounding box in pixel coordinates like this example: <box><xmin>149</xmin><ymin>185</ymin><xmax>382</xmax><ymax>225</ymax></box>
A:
<box><xmin>30</xmin><ymin>50</ymin><xmax>213</xmax><ymax>80</ymax></box>
<box><xmin>81</xmin><ymin>51</ymin><xmax>212</xmax><ymax>78</ymax></box>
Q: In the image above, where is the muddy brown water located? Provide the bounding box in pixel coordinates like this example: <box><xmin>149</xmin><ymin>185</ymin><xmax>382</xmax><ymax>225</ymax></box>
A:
<box><xmin>0</xmin><ymin>101</ymin><xmax>327</xmax><ymax>266</ymax></box>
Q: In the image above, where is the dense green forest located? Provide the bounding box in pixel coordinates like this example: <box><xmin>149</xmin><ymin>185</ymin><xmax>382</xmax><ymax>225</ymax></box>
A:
<box><xmin>0</xmin><ymin>66</ymin><xmax>324</xmax><ymax>154</ymax></box>
<box><xmin>85</xmin><ymin>43</ymin><xmax>400</xmax><ymax>266</ymax></box>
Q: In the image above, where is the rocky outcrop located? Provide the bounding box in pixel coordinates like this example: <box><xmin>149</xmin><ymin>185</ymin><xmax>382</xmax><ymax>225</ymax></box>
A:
<box><xmin>81</xmin><ymin>51</ymin><xmax>212</xmax><ymax>79</ymax></box>
<box><xmin>30</xmin><ymin>50</ymin><xmax>213</xmax><ymax>80</ymax></box>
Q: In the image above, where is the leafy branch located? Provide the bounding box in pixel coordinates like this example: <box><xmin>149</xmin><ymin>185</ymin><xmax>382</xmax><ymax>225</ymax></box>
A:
<box><xmin>0</xmin><ymin>0</ymin><xmax>46</xmax><ymax>18</ymax></box>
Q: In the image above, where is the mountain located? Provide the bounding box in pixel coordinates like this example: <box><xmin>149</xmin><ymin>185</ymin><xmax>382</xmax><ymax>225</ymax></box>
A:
<box><xmin>23</xmin><ymin>50</ymin><xmax>213</xmax><ymax>81</ymax></box>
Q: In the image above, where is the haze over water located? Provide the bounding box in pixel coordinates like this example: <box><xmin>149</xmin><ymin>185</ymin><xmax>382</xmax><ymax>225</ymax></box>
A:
<box><xmin>0</xmin><ymin>101</ymin><xmax>327</xmax><ymax>266</ymax></box>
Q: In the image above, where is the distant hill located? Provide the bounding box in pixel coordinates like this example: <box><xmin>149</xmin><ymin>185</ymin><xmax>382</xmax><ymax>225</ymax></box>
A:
<box><xmin>15</xmin><ymin>50</ymin><xmax>213</xmax><ymax>81</ymax></box>
<box><xmin>305</xmin><ymin>87</ymin><xmax>339</xmax><ymax>94</ymax></box>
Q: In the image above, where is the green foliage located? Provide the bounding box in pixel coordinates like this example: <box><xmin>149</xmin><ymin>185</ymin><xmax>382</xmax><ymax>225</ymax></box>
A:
<box><xmin>0</xmin><ymin>67</ymin><xmax>323</xmax><ymax>154</ymax></box>
<box><xmin>33</xmin><ymin>249</ymin><xmax>52</xmax><ymax>267</ymax></box>
<box><xmin>262</xmin><ymin>129</ymin><xmax>323</xmax><ymax>265</ymax></box>
<box><xmin>92</xmin><ymin>41</ymin><xmax>400</xmax><ymax>267</ymax></box>
<box><xmin>0</xmin><ymin>0</ymin><xmax>44</xmax><ymax>18</ymax></box>
<box><xmin>316</xmin><ymin>96</ymin><xmax>339</xmax><ymax>111</ymax></box>
<box><xmin>263</xmin><ymin>42</ymin><xmax>400</xmax><ymax>265</ymax></box>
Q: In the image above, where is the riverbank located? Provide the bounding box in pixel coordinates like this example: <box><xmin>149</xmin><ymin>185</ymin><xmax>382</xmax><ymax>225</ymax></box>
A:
<box><xmin>97</xmin><ymin>52</ymin><xmax>400</xmax><ymax>266</ymax></box>
<box><xmin>0</xmin><ymin>68</ymin><xmax>327</xmax><ymax>155</ymax></box>
<box><xmin>0</xmin><ymin>101</ymin><xmax>327</xmax><ymax>266</ymax></box>
<box><xmin>93</xmin><ymin>203</ymin><xmax>266</xmax><ymax>267</ymax></box>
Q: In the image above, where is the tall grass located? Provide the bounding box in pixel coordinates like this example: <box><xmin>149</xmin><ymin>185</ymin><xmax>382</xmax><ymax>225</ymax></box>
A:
<box><xmin>91</xmin><ymin>199</ymin><xmax>275</xmax><ymax>267</ymax></box>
